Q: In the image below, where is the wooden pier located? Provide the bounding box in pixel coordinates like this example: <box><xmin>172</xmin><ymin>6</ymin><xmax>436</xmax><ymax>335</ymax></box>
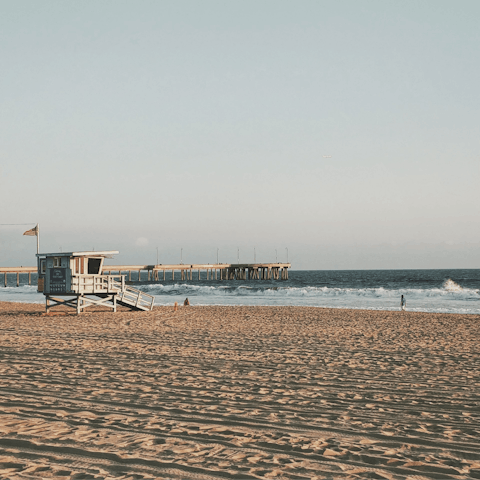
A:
<box><xmin>0</xmin><ymin>263</ymin><xmax>291</xmax><ymax>287</ymax></box>
<box><xmin>102</xmin><ymin>263</ymin><xmax>291</xmax><ymax>281</ymax></box>
<box><xmin>0</xmin><ymin>267</ymin><xmax>36</xmax><ymax>287</ymax></box>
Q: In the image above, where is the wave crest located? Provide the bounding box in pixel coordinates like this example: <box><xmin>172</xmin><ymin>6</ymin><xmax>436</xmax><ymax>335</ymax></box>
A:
<box><xmin>443</xmin><ymin>278</ymin><xmax>463</xmax><ymax>292</ymax></box>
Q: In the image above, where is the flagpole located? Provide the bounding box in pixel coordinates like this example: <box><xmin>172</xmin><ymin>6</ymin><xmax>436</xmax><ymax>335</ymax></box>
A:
<box><xmin>37</xmin><ymin>224</ymin><xmax>39</xmax><ymax>254</ymax></box>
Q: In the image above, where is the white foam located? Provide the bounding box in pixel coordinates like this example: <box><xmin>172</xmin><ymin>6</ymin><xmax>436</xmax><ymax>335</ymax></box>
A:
<box><xmin>140</xmin><ymin>282</ymin><xmax>480</xmax><ymax>300</ymax></box>
<box><xmin>2</xmin><ymin>277</ymin><xmax>479</xmax><ymax>314</ymax></box>
<box><xmin>0</xmin><ymin>285</ymin><xmax>45</xmax><ymax>304</ymax></box>
<box><xmin>443</xmin><ymin>278</ymin><xmax>464</xmax><ymax>292</ymax></box>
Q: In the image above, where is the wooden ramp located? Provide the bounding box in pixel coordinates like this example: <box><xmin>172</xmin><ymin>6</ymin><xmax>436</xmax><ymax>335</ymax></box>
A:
<box><xmin>112</xmin><ymin>280</ymin><xmax>155</xmax><ymax>311</ymax></box>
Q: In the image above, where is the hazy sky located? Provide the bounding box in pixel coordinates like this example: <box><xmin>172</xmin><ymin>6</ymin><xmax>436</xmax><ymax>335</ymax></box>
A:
<box><xmin>1</xmin><ymin>0</ymin><xmax>479</xmax><ymax>269</ymax></box>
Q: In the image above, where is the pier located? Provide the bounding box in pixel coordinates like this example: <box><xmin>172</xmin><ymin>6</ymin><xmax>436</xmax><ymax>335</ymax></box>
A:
<box><xmin>102</xmin><ymin>263</ymin><xmax>291</xmax><ymax>281</ymax></box>
<box><xmin>0</xmin><ymin>267</ymin><xmax>36</xmax><ymax>287</ymax></box>
<box><xmin>0</xmin><ymin>263</ymin><xmax>290</xmax><ymax>287</ymax></box>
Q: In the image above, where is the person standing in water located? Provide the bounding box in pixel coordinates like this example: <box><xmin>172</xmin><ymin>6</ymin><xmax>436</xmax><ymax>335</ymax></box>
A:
<box><xmin>400</xmin><ymin>295</ymin><xmax>406</xmax><ymax>311</ymax></box>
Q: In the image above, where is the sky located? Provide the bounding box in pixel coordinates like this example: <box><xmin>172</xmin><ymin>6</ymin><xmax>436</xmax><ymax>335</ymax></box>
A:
<box><xmin>1</xmin><ymin>0</ymin><xmax>479</xmax><ymax>269</ymax></box>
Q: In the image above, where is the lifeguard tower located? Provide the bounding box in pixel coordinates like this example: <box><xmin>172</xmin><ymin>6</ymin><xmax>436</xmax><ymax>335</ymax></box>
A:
<box><xmin>36</xmin><ymin>251</ymin><xmax>155</xmax><ymax>314</ymax></box>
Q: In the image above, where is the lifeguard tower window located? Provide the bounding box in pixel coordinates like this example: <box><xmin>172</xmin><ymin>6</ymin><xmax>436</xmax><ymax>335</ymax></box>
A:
<box><xmin>53</xmin><ymin>257</ymin><xmax>61</xmax><ymax>268</ymax></box>
<box><xmin>88</xmin><ymin>258</ymin><xmax>102</xmax><ymax>274</ymax></box>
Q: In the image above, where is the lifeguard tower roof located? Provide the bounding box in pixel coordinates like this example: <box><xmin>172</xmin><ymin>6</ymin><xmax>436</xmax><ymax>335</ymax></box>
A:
<box><xmin>36</xmin><ymin>251</ymin><xmax>119</xmax><ymax>258</ymax></box>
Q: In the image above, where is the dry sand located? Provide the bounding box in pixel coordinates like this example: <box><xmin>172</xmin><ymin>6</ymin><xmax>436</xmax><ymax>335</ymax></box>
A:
<box><xmin>0</xmin><ymin>301</ymin><xmax>479</xmax><ymax>479</ymax></box>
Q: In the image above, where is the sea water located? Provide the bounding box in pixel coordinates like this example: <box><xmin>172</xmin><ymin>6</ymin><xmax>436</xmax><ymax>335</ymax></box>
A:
<box><xmin>1</xmin><ymin>269</ymin><xmax>479</xmax><ymax>314</ymax></box>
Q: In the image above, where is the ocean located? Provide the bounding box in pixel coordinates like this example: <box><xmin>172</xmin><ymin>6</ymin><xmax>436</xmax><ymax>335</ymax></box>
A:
<box><xmin>1</xmin><ymin>269</ymin><xmax>479</xmax><ymax>314</ymax></box>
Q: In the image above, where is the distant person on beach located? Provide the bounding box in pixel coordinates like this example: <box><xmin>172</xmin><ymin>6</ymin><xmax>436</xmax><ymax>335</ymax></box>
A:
<box><xmin>400</xmin><ymin>295</ymin><xmax>406</xmax><ymax>311</ymax></box>
<box><xmin>184</xmin><ymin>298</ymin><xmax>190</xmax><ymax>306</ymax></box>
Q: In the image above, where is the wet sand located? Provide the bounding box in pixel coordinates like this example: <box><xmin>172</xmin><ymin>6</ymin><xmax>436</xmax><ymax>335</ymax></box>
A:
<box><xmin>0</xmin><ymin>301</ymin><xmax>479</xmax><ymax>479</ymax></box>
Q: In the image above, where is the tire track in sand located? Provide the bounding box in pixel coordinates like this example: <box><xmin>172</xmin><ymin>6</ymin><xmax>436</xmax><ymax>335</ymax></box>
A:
<box><xmin>0</xmin><ymin>303</ymin><xmax>479</xmax><ymax>479</ymax></box>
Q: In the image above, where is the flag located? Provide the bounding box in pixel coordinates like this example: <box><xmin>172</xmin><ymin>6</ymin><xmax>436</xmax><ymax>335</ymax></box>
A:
<box><xmin>23</xmin><ymin>225</ymin><xmax>38</xmax><ymax>236</ymax></box>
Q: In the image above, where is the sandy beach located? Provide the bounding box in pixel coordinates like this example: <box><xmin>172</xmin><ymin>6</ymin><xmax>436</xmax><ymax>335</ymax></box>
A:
<box><xmin>0</xmin><ymin>301</ymin><xmax>479</xmax><ymax>479</ymax></box>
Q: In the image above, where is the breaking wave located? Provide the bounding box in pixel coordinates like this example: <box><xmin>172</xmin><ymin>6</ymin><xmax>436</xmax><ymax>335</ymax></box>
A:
<box><xmin>443</xmin><ymin>278</ymin><xmax>464</xmax><ymax>292</ymax></box>
<box><xmin>139</xmin><ymin>280</ymin><xmax>480</xmax><ymax>313</ymax></box>
<box><xmin>141</xmin><ymin>282</ymin><xmax>479</xmax><ymax>299</ymax></box>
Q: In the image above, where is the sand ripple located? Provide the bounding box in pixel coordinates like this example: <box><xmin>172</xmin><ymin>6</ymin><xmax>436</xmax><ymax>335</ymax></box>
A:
<box><xmin>0</xmin><ymin>302</ymin><xmax>479</xmax><ymax>479</ymax></box>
